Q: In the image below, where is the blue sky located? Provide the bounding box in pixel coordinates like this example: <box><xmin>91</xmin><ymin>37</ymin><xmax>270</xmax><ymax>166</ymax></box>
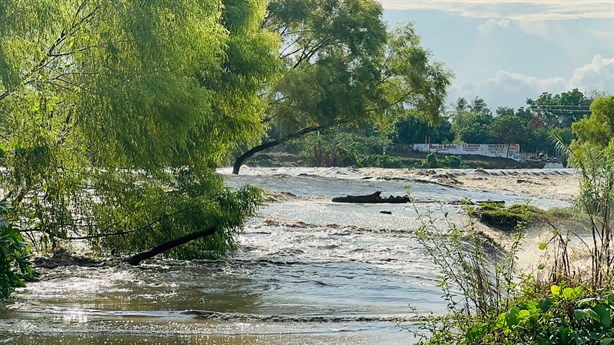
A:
<box><xmin>379</xmin><ymin>0</ymin><xmax>614</xmax><ymax>111</ymax></box>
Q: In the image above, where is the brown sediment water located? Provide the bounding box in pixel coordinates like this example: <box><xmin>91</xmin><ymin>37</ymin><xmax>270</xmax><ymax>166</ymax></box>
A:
<box><xmin>0</xmin><ymin>167</ymin><xmax>575</xmax><ymax>344</ymax></box>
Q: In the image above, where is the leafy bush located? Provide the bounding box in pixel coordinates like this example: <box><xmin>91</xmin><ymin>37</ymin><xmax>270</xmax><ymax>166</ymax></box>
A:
<box><xmin>0</xmin><ymin>201</ymin><xmax>35</xmax><ymax>300</ymax></box>
<box><xmin>465</xmin><ymin>286</ymin><xmax>614</xmax><ymax>344</ymax></box>
<box><xmin>415</xmin><ymin>99</ymin><xmax>614</xmax><ymax>343</ymax></box>
<box><xmin>420</xmin><ymin>153</ymin><xmax>464</xmax><ymax>168</ymax></box>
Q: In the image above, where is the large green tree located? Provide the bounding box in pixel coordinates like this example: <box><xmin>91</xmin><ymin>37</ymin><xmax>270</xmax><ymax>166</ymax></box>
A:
<box><xmin>571</xmin><ymin>96</ymin><xmax>614</xmax><ymax>148</ymax></box>
<box><xmin>488</xmin><ymin>114</ymin><xmax>529</xmax><ymax>145</ymax></box>
<box><xmin>451</xmin><ymin>111</ymin><xmax>494</xmax><ymax>144</ymax></box>
<box><xmin>527</xmin><ymin>88</ymin><xmax>593</xmax><ymax>128</ymax></box>
<box><xmin>231</xmin><ymin>0</ymin><xmax>451</xmax><ymax>174</ymax></box>
<box><xmin>0</xmin><ymin>0</ymin><xmax>279</xmax><ymax>260</ymax></box>
<box><xmin>392</xmin><ymin>115</ymin><xmax>453</xmax><ymax>144</ymax></box>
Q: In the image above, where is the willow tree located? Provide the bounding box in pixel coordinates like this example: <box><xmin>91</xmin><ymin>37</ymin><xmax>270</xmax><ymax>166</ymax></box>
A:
<box><xmin>232</xmin><ymin>0</ymin><xmax>451</xmax><ymax>174</ymax></box>
<box><xmin>0</xmin><ymin>0</ymin><xmax>279</xmax><ymax>259</ymax></box>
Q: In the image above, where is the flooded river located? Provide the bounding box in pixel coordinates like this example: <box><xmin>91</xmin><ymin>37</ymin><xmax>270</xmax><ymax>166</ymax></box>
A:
<box><xmin>0</xmin><ymin>167</ymin><xmax>574</xmax><ymax>344</ymax></box>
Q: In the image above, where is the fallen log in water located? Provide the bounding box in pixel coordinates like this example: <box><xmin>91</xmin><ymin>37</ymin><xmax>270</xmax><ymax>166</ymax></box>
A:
<box><xmin>332</xmin><ymin>191</ymin><xmax>410</xmax><ymax>204</ymax></box>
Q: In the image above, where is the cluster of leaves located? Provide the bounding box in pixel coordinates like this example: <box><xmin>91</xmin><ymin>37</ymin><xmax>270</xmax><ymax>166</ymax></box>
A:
<box><xmin>414</xmin><ymin>205</ymin><xmax>613</xmax><ymax>345</ymax></box>
<box><xmin>392</xmin><ymin>114</ymin><xmax>454</xmax><ymax>145</ymax></box>
<box><xmin>420</xmin><ymin>152</ymin><xmax>463</xmax><ymax>168</ymax></box>
<box><xmin>413</xmin><ymin>209</ymin><xmax>522</xmax><ymax>344</ymax></box>
<box><xmin>89</xmin><ymin>172</ymin><xmax>262</xmax><ymax>259</ymax></box>
<box><xmin>564</xmin><ymin>96</ymin><xmax>614</xmax><ymax>289</ymax></box>
<box><xmin>466</xmin><ymin>285</ymin><xmax>614</xmax><ymax>344</ymax></box>
<box><xmin>0</xmin><ymin>201</ymin><xmax>35</xmax><ymax>300</ymax></box>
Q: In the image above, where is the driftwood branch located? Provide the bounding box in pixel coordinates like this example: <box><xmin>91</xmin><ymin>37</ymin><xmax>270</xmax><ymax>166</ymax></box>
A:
<box><xmin>332</xmin><ymin>191</ymin><xmax>410</xmax><ymax>204</ymax></box>
<box><xmin>124</xmin><ymin>227</ymin><xmax>217</xmax><ymax>265</ymax></box>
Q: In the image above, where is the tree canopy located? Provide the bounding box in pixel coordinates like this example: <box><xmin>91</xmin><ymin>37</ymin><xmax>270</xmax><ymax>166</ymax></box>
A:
<box><xmin>451</xmin><ymin>110</ymin><xmax>494</xmax><ymax>144</ymax></box>
<box><xmin>571</xmin><ymin>96</ymin><xmax>614</xmax><ymax>149</ymax></box>
<box><xmin>527</xmin><ymin>88</ymin><xmax>593</xmax><ymax>128</ymax></box>
<box><xmin>0</xmin><ymin>0</ymin><xmax>278</xmax><ymax>258</ymax></box>
<box><xmin>232</xmin><ymin>0</ymin><xmax>451</xmax><ymax>173</ymax></box>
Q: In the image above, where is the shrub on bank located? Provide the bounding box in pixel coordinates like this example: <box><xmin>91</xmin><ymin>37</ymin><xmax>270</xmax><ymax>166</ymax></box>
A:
<box><xmin>464</xmin><ymin>285</ymin><xmax>614</xmax><ymax>344</ymax></box>
<box><xmin>0</xmin><ymin>201</ymin><xmax>35</xmax><ymax>300</ymax></box>
<box><xmin>420</xmin><ymin>153</ymin><xmax>464</xmax><ymax>169</ymax></box>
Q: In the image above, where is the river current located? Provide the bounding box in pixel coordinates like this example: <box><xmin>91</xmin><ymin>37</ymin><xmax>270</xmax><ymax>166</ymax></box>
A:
<box><xmin>0</xmin><ymin>167</ymin><xmax>574</xmax><ymax>344</ymax></box>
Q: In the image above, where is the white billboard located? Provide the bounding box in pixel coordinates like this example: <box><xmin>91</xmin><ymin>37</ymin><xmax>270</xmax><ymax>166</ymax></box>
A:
<box><xmin>412</xmin><ymin>144</ymin><xmax>521</xmax><ymax>161</ymax></box>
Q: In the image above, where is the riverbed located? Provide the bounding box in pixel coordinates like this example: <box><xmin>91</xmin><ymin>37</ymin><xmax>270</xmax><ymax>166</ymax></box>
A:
<box><xmin>0</xmin><ymin>167</ymin><xmax>577</xmax><ymax>344</ymax></box>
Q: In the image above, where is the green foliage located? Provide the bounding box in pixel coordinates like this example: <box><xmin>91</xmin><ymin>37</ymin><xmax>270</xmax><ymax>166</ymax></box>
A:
<box><xmin>420</xmin><ymin>153</ymin><xmax>463</xmax><ymax>168</ymax></box>
<box><xmin>90</xmin><ymin>173</ymin><xmax>262</xmax><ymax>259</ymax></box>
<box><xmin>527</xmin><ymin>88</ymin><xmax>593</xmax><ymax>128</ymax></box>
<box><xmin>300</xmin><ymin>129</ymin><xmax>387</xmax><ymax>167</ymax></box>
<box><xmin>0</xmin><ymin>201</ymin><xmax>35</xmax><ymax>300</ymax></box>
<box><xmin>463</xmin><ymin>287</ymin><xmax>614</xmax><ymax>345</ymax></box>
<box><xmin>414</xmin><ymin>203</ymin><xmax>614</xmax><ymax>345</ymax></box>
<box><xmin>238</xmin><ymin>1</ymin><xmax>451</xmax><ymax>168</ymax></box>
<box><xmin>418</xmin><ymin>96</ymin><xmax>614</xmax><ymax>345</ymax></box>
<box><xmin>488</xmin><ymin>115</ymin><xmax>529</xmax><ymax>145</ymax></box>
<box><xmin>571</xmin><ymin>96</ymin><xmax>614</xmax><ymax>149</ymax></box>
<box><xmin>298</xmin><ymin>128</ymin><xmax>407</xmax><ymax>168</ymax></box>
<box><xmin>392</xmin><ymin>115</ymin><xmax>454</xmax><ymax>144</ymax></box>
<box><xmin>444</xmin><ymin>90</ymin><xmax>594</xmax><ymax>156</ymax></box>
<box><xmin>563</xmin><ymin>95</ymin><xmax>614</xmax><ymax>288</ymax></box>
<box><xmin>0</xmin><ymin>1</ymin><xmax>279</xmax><ymax>258</ymax></box>
<box><xmin>451</xmin><ymin>111</ymin><xmax>494</xmax><ymax>144</ymax></box>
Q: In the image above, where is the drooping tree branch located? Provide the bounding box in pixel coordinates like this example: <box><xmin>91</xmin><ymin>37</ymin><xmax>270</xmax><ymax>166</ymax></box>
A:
<box><xmin>232</xmin><ymin>120</ymin><xmax>348</xmax><ymax>174</ymax></box>
<box><xmin>124</xmin><ymin>226</ymin><xmax>217</xmax><ymax>265</ymax></box>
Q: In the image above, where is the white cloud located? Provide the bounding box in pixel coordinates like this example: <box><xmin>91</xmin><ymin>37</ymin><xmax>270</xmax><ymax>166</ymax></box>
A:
<box><xmin>570</xmin><ymin>55</ymin><xmax>614</xmax><ymax>91</ymax></box>
<box><xmin>487</xmin><ymin>71</ymin><xmax>568</xmax><ymax>92</ymax></box>
<box><xmin>378</xmin><ymin>1</ymin><xmax>614</xmax><ymax>21</ymax></box>
<box><xmin>478</xmin><ymin>18</ymin><xmax>511</xmax><ymax>33</ymax></box>
<box><xmin>449</xmin><ymin>55</ymin><xmax>614</xmax><ymax>109</ymax></box>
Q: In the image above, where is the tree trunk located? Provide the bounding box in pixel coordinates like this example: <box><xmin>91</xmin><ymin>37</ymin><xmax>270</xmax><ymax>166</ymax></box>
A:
<box><xmin>233</xmin><ymin>121</ymin><xmax>348</xmax><ymax>174</ymax></box>
<box><xmin>124</xmin><ymin>227</ymin><xmax>217</xmax><ymax>265</ymax></box>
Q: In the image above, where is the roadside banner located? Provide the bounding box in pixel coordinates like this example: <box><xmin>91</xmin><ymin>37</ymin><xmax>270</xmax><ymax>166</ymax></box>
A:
<box><xmin>412</xmin><ymin>144</ymin><xmax>522</xmax><ymax>161</ymax></box>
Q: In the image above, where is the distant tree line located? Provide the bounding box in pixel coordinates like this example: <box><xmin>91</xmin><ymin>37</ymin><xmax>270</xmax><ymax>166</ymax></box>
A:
<box><xmin>391</xmin><ymin>88</ymin><xmax>595</xmax><ymax>156</ymax></box>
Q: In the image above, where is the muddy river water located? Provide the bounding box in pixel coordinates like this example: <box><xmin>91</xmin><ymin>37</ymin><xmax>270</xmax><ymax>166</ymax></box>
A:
<box><xmin>0</xmin><ymin>167</ymin><xmax>574</xmax><ymax>344</ymax></box>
